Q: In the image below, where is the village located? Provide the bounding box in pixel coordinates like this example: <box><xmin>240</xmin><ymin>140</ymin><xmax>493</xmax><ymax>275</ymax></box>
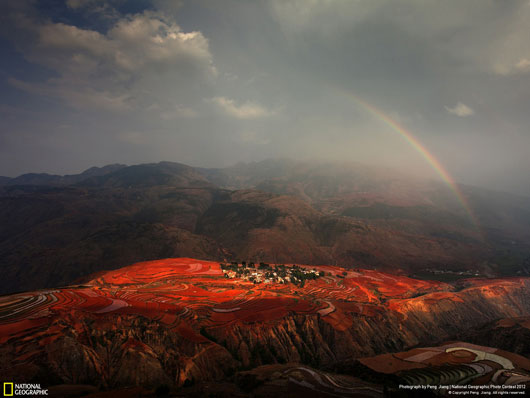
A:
<box><xmin>220</xmin><ymin>261</ymin><xmax>325</xmax><ymax>286</ymax></box>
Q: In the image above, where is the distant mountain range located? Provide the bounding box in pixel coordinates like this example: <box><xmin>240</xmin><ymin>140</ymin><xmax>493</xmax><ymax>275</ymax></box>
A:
<box><xmin>0</xmin><ymin>163</ymin><xmax>127</xmax><ymax>186</ymax></box>
<box><xmin>1</xmin><ymin>159</ymin><xmax>530</xmax><ymax>294</ymax></box>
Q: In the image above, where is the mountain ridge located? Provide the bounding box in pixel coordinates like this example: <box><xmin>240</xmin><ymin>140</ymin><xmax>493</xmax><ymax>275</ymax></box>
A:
<box><xmin>1</xmin><ymin>159</ymin><xmax>529</xmax><ymax>295</ymax></box>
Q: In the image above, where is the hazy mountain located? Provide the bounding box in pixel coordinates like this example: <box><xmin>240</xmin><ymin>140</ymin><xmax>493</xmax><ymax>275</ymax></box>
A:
<box><xmin>1</xmin><ymin>159</ymin><xmax>529</xmax><ymax>294</ymax></box>
<box><xmin>0</xmin><ymin>164</ymin><xmax>127</xmax><ymax>186</ymax></box>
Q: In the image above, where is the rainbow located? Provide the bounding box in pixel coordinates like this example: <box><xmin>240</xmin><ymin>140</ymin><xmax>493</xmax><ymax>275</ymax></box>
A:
<box><xmin>340</xmin><ymin>91</ymin><xmax>481</xmax><ymax>234</ymax></box>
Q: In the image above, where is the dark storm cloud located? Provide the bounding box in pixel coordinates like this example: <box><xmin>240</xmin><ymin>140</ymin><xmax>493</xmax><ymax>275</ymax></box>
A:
<box><xmin>1</xmin><ymin>0</ymin><xmax>530</xmax><ymax>194</ymax></box>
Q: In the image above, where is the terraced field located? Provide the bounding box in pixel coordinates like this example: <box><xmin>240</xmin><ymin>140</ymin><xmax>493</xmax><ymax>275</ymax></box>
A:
<box><xmin>358</xmin><ymin>342</ymin><xmax>530</xmax><ymax>394</ymax></box>
<box><xmin>0</xmin><ymin>258</ymin><xmax>450</xmax><ymax>338</ymax></box>
<box><xmin>1</xmin><ymin>257</ymin><xmax>529</xmax><ymax>394</ymax></box>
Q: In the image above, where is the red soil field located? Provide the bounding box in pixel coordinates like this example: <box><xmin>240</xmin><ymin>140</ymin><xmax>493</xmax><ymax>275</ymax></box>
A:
<box><xmin>1</xmin><ymin>257</ymin><xmax>529</xmax><ymax>360</ymax></box>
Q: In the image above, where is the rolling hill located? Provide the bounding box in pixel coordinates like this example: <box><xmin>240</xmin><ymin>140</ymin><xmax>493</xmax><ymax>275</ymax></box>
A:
<box><xmin>1</xmin><ymin>159</ymin><xmax>530</xmax><ymax>294</ymax></box>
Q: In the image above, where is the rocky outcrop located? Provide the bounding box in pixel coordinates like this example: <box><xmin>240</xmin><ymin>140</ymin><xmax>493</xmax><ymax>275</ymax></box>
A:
<box><xmin>451</xmin><ymin>316</ymin><xmax>530</xmax><ymax>358</ymax></box>
<box><xmin>207</xmin><ymin>280</ymin><xmax>530</xmax><ymax>370</ymax></box>
<box><xmin>1</xmin><ymin>315</ymin><xmax>238</xmax><ymax>390</ymax></box>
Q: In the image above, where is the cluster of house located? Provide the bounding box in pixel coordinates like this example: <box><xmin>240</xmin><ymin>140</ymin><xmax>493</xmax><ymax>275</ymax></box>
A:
<box><xmin>221</xmin><ymin>263</ymin><xmax>322</xmax><ymax>285</ymax></box>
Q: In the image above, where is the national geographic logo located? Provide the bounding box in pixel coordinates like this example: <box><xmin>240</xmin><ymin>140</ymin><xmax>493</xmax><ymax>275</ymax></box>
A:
<box><xmin>3</xmin><ymin>383</ymin><xmax>13</xmax><ymax>397</ymax></box>
<box><xmin>3</xmin><ymin>383</ymin><xmax>48</xmax><ymax>396</ymax></box>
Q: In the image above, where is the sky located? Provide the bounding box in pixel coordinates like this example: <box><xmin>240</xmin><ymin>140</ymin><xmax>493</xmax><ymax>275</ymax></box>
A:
<box><xmin>1</xmin><ymin>0</ymin><xmax>530</xmax><ymax>195</ymax></box>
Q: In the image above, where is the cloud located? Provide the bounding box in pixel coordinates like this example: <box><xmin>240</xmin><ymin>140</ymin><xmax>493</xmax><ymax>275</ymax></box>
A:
<box><xmin>159</xmin><ymin>104</ymin><xmax>198</xmax><ymax>120</ymax></box>
<box><xmin>108</xmin><ymin>13</ymin><xmax>216</xmax><ymax>75</ymax></box>
<box><xmin>494</xmin><ymin>58</ymin><xmax>530</xmax><ymax>76</ymax></box>
<box><xmin>9</xmin><ymin>11</ymin><xmax>216</xmax><ymax>111</ymax></box>
<box><xmin>65</xmin><ymin>0</ymin><xmax>120</xmax><ymax>20</ymax></box>
<box><xmin>2</xmin><ymin>1</ymin><xmax>530</xmax><ymax>195</ymax></box>
<box><xmin>486</xmin><ymin>2</ymin><xmax>530</xmax><ymax>76</ymax></box>
<box><xmin>210</xmin><ymin>97</ymin><xmax>274</xmax><ymax>119</ymax></box>
<box><xmin>445</xmin><ymin>102</ymin><xmax>474</xmax><ymax>117</ymax></box>
<box><xmin>8</xmin><ymin>77</ymin><xmax>132</xmax><ymax>112</ymax></box>
<box><xmin>515</xmin><ymin>58</ymin><xmax>530</xmax><ymax>71</ymax></box>
<box><xmin>270</xmin><ymin>0</ymin><xmax>382</xmax><ymax>38</ymax></box>
<box><xmin>66</xmin><ymin>0</ymin><xmax>92</xmax><ymax>9</ymax></box>
<box><xmin>269</xmin><ymin>0</ymin><xmax>530</xmax><ymax>80</ymax></box>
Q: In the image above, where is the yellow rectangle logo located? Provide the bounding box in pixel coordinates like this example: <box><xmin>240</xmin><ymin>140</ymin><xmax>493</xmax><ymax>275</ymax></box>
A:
<box><xmin>3</xmin><ymin>382</ymin><xmax>13</xmax><ymax>396</ymax></box>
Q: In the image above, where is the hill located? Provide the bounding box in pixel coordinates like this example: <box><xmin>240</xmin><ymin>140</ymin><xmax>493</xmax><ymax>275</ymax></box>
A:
<box><xmin>0</xmin><ymin>164</ymin><xmax>127</xmax><ymax>186</ymax></box>
<box><xmin>1</xmin><ymin>159</ymin><xmax>530</xmax><ymax>294</ymax></box>
<box><xmin>0</xmin><ymin>257</ymin><xmax>528</xmax><ymax>396</ymax></box>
